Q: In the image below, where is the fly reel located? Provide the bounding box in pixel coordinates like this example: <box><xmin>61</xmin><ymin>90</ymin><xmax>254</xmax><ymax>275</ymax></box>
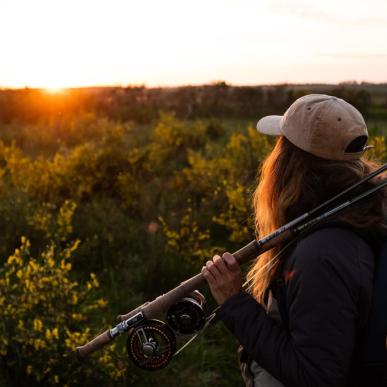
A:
<box><xmin>126</xmin><ymin>291</ymin><xmax>207</xmax><ymax>370</ymax></box>
<box><xmin>167</xmin><ymin>290</ymin><xmax>206</xmax><ymax>335</ymax></box>
<box><xmin>126</xmin><ymin>320</ymin><xmax>176</xmax><ymax>370</ymax></box>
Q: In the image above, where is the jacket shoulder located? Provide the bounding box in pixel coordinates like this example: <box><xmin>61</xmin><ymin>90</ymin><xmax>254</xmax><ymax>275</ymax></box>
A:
<box><xmin>294</xmin><ymin>226</ymin><xmax>374</xmax><ymax>261</ymax></box>
<box><xmin>283</xmin><ymin>226</ymin><xmax>375</xmax><ymax>303</ymax></box>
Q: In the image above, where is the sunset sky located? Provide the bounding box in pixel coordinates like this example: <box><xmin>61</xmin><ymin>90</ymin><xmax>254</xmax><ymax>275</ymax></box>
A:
<box><xmin>1</xmin><ymin>0</ymin><xmax>387</xmax><ymax>89</ymax></box>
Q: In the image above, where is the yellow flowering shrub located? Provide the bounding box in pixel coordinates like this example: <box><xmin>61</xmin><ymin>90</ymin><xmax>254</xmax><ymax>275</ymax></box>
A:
<box><xmin>368</xmin><ymin>136</ymin><xmax>387</xmax><ymax>162</ymax></box>
<box><xmin>148</xmin><ymin>112</ymin><xmax>207</xmax><ymax>166</ymax></box>
<box><xmin>159</xmin><ymin>207</ymin><xmax>215</xmax><ymax>264</ymax></box>
<box><xmin>0</xmin><ymin>199</ymin><xmax>126</xmax><ymax>385</ymax></box>
<box><xmin>0</xmin><ymin>236</ymin><xmax>126</xmax><ymax>385</ymax></box>
<box><xmin>212</xmin><ymin>183</ymin><xmax>252</xmax><ymax>243</ymax></box>
<box><xmin>0</xmin><ymin>122</ymin><xmax>128</xmax><ymax>204</ymax></box>
<box><xmin>28</xmin><ymin>200</ymin><xmax>77</xmax><ymax>242</ymax></box>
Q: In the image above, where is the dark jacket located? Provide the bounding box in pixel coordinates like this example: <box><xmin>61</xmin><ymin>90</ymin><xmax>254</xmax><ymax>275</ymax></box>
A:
<box><xmin>217</xmin><ymin>226</ymin><xmax>383</xmax><ymax>387</ymax></box>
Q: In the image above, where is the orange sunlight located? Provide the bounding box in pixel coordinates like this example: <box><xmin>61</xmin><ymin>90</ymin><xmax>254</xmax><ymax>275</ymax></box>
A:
<box><xmin>44</xmin><ymin>87</ymin><xmax>66</xmax><ymax>94</ymax></box>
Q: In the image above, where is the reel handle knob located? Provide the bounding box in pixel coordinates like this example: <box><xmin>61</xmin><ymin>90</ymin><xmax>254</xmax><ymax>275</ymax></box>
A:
<box><xmin>76</xmin><ymin>329</ymin><xmax>113</xmax><ymax>359</ymax></box>
<box><xmin>142</xmin><ymin>342</ymin><xmax>157</xmax><ymax>356</ymax></box>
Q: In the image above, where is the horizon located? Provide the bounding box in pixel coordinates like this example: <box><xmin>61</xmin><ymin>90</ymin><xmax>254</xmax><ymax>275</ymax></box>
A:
<box><xmin>2</xmin><ymin>80</ymin><xmax>387</xmax><ymax>92</ymax></box>
<box><xmin>1</xmin><ymin>0</ymin><xmax>387</xmax><ymax>89</ymax></box>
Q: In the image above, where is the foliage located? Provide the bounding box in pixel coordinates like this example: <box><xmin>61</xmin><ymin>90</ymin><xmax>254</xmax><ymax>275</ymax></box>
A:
<box><xmin>0</xmin><ymin>201</ymin><xmax>125</xmax><ymax>385</ymax></box>
<box><xmin>368</xmin><ymin>136</ymin><xmax>387</xmax><ymax>162</ymax></box>
<box><xmin>1</xmin><ymin>83</ymin><xmax>387</xmax><ymax>124</ymax></box>
<box><xmin>0</xmin><ymin>105</ymin><xmax>386</xmax><ymax>386</ymax></box>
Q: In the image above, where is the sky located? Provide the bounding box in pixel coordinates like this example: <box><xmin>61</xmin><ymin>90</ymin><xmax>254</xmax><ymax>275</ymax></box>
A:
<box><xmin>0</xmin><ymin>0</ymin><xmax>387</xmax><ymax>89</ymax></box>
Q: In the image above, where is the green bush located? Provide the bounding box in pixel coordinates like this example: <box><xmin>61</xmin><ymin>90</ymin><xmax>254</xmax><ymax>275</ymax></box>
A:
<box><xmin>0</xmin><ymin>111</ymin><xmax>385</xmax><ymax>386</ymax></box>
<box><xmin>0</xmin><ymin>202</ymin><xmax>125</xmax><ymax>385</ymax></box>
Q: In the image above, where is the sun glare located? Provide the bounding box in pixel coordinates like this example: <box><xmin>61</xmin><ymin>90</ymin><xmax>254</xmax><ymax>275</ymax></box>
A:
<box><xmin>44</xmin><ymin>87</ymin><xmax>65</xmax><ymax>95</ymax></box>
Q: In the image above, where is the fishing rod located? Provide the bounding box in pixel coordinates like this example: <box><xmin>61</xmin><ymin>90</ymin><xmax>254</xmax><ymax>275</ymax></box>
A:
<box><xmin>76</xmin><ymin>163</ymin><xmax>387</xmax><ymax>370</ymax></box>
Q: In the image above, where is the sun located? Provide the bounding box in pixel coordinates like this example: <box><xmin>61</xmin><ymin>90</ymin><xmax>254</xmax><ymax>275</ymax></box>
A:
<box><xmin>40</xmin><ymin>79</ymin><xmax>69</xmax><ymax>94</ymax></box>
<box><xmin>44</xmin><ymin>86</ymin><xmax>66</xmax><ymax>94</ymax></box>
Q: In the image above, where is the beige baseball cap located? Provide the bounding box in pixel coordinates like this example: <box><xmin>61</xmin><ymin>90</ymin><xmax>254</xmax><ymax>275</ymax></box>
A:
<box><xmin>256</xmin><ymin>94</ymin><xmax>370</xmax><ymax>160</ymax></box>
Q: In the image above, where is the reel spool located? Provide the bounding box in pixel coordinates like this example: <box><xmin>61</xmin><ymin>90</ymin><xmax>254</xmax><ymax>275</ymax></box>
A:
<box><xmin>167</xmin><ymin>290</ymin><xmax>206</xmax><ymax>335</ymax></box>
<box><xmin>126</xmin><ymin>320</ymin><xmax>176</xmax><ymax>370</ymax></box>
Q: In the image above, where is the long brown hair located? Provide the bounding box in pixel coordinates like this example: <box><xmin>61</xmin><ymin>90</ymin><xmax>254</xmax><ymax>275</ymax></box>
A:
<box><xmin>247</xmin><ymin>136</ymin><xmax>386</xmax><ymax>305</ymax></box>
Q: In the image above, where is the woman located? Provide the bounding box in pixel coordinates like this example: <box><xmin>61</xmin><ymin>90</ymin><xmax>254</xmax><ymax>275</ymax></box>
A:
<box><xmin>201</xmin><ymin>94</ymin><xmax>386</xmax><ymax>387</ymax></box>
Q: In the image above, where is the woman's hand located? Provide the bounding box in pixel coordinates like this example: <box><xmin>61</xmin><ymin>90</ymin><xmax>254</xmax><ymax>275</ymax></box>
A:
<box><xmin>201</xmin><ymin>252</ymin><xmax>243</xmax><ymax>305</ymax></box>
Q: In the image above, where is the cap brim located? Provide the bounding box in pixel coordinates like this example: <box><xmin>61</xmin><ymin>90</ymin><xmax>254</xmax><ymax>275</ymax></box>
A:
<box><xmin>256</xmin><ymin>115</ymin><xmax>282</xmax><ymax>136</ymax></box>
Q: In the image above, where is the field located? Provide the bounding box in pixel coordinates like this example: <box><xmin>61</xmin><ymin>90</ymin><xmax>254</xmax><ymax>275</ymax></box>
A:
<box><xmin>0</xmin><ymin>84</ymin><xmax>386</xmax><ymax>386</ymax></box>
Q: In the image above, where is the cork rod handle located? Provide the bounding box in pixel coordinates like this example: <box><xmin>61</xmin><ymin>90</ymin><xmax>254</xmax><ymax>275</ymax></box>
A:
<box><xmin>76</xmin><ymin>329</ymin><xmax>112</xmax><ymax>359</ymax></box>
